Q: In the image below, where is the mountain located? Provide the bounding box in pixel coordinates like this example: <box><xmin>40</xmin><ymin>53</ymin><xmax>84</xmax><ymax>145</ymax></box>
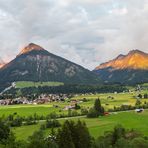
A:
<box><xmin>18</xmin><ymin>43</ymin><xmax>44</xmax><ymax>55</ymax></box>
<box><xmin>0</xmin><ymin>43</ymin><xmax>100</xmax><ymax>85</ymax></box>
<box><xmin>94</xmin><ymin>50</ymin><xmax>148</xmax><ymax>84</ymax></box>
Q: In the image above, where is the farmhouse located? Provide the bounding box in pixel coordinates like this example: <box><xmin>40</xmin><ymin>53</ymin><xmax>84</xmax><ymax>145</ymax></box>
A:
<box><xmin>135</xmin><ymin>108</ymin><xmax>144</xmax><ymax>113</ymax></box>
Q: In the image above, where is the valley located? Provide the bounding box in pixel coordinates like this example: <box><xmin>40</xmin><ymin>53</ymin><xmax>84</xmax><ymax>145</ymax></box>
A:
<box><xmin>1</xmin><ymin>0</ymin><xmax>148</xmax><ymax>147</ymax></box>
<box><xmin>0</xmin><ymin>87</ymin><xmax>147</xmax><ymax>140</ymax></box>
<box><xmin>0</xmin><ymin>44</ymin><xmax>147</xmax><ymax>147</ymax></box>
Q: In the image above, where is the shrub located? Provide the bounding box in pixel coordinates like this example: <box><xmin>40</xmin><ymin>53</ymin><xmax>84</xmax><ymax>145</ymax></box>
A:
<box><xmin>46</xmin><ymin>119</ymin><xmax>61</xmax><ymax>128</ymax></box>
<box><xmin>87</xmin><ymin>108</ymin><xmax>98</xmax><ymax>118</ymax></box>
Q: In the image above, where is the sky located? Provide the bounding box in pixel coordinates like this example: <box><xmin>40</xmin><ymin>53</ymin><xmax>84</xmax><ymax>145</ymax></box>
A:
<box><xmin>0</xmin><ymin>0</ymin><xmax>148</xmax><ymax>70</ymax></box>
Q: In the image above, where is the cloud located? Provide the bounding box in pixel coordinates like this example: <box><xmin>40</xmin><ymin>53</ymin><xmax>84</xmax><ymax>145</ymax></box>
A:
<box><xmin>109</xmin><ymin>7</ymin><xmax>128</xmax><ymax>15</ymax></box>
<box><xmin>0</xmin><ymin>0</ymin><xmax>148</xmax><ymax>70</ymax></box>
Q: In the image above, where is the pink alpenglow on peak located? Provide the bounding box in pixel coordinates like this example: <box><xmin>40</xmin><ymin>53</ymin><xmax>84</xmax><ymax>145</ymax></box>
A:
<box><xmin>19</xmin><ymin>43</ymin><xmax>45</xmax><ymax>55</ymax></box>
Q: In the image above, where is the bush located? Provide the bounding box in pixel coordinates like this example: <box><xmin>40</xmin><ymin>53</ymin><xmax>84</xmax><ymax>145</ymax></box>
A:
<box><xmin>135</xmin><ymin>99</ymin><xmax>142</xmax><ymax>106</ymax></box>
<box><xmin>75</xmin><ymin>103</ymin><xmax>81</xmax><ymax>110</ymax></box>
<box><xmin>81</xmin><ymin>108</ymin><xmax>88</xmax><ymax>115</ymax></box>
<box><xmin>87</xmin><ymin>108</ymin><xmax>98</xmax><ymax>118</ymax></box>
<box><xmin>47</xmin><ymin>112</ymin><xmax>58</xmax><ymax>119</ymax></box>
<box><xmin>144</xmin><ymin>94</ymin><xmax>148</xmax><ymax>99</ymax></box>
<box><xmin>24</xmin><ymin>116</ymin><xmax>37</xmax><ymax>125</ymax></box>
<box><xmin>46</xmin><ymin>119</ymin><xmax>61</xmax><ymax>128</ymax></box>
<box><xmin>9</xmin><ymin>116</ymin><xmax>22</xmax><ymax>127</ymax></box>
<box><xmin>40</xmin><ymin>124</ymin><xmax>46</xmax><ymax>130</ymax></box>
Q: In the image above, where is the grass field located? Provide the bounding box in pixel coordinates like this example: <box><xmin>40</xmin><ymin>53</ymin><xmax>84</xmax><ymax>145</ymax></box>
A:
<box><xmin>12</xmin><ymin>110</ymin><xmax>148</xmax><ymax>140</ymax></box>
<box><xmin>0</xmin><ymin>91</ymin><xmax>147</xmax><ymax>117</ymax></box>
<box><xmin>0</xmin><ymin>104</ymin><xmax>60</xmax><ymax>117</ymax></box>
<box><xmin>0</xmin><ymin>88</ymin><xmax>147</xmax><ymax>140</ymax></box>
<box><xmin>15</xmin><ymin>81</ymin><xmax>64</xmax><ymax>88</ymax></box>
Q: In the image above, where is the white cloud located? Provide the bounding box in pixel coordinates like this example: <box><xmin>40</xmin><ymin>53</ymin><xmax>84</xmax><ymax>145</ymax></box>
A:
<box><xmin>109</xmin><ymin>7</ymin><xmax>128</xmax><ymax>15</ymax></box>
<box><xmin>0</xmin><ymin>0</ymin><xmax>148</xmax><ymax>70</ymax></box>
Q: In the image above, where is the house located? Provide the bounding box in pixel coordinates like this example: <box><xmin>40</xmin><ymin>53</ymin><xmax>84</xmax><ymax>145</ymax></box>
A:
<box><xmin>135</xmin><ymin>108</ymin><xmax>144</xmax><ymax>113</ymax></box>
<box><xmin>64</xmin><ymin>104</ymin><xmax>76</xmax><ymax>110</ymax></box>
<box><xmin>104</xmin><ymin>112</ymin><xmax>110</xmax><ymax>116</ymax></box>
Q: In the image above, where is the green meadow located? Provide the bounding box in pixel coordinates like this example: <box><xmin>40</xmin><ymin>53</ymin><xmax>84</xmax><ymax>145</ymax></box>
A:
<box><xmin>15</xmin><ymin>81</ymin><xmax>64</xmax><ymax>88</ymax></box>
<box><xmin>0</xmin><ymin>92</ymin><xmax>147</xmax><ymax>117</ymax></box>
<box><xmin>12</xmin><ymin>110</ymin><xmax>148</xmax><ymax>140</ymax></box>
<box><xmin>0</xmin><ymin>89</ymin><xmax>147</xmax><ymax>140</ymax></box>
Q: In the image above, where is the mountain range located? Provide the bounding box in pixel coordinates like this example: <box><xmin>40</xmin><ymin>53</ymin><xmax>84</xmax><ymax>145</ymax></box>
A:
<box><xmin>0</xmin><ymin>43</ymin><xmax>100</xmax><ymax>85</ymax></box>
<box><xmin>0</xmin><ymin>43</ymin><xmax>148</xmax><ymax>86</ymax></box>
<box><xmin>94</xmin><ymin>50</ymin><xmax>148</xmax><ymax>84</ymax></box>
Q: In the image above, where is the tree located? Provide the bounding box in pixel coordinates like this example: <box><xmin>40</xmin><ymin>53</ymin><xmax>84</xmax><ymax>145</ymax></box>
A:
<box><xmin>0</xmin><ymin>119</ymin><xmax>10</xmax><ymax>143</ymax></box>
<box><xmin>115</xmin><ymin>138</ymin><xmax>130</xmax><ymax>148</ymax></box>
<box><xmin>87</xmin><ymin>108</ymin><xmax>98</xmax><ymax>118</ymax></box>
<box><xmin>46</xmin><ymin>119</ymin><xmax>61</xmax><ymax>128</ymax></box>
<box><xmin>130</xmin><ymin>137</ymin><xmax>148</xmax><ymax>148</ymax></box>
<box><xmin>75</xmin><ymin>120</ymin><xmax>92</xmax><ymax>148</ymax></box>
<box><xmin>56</xmin><ymin>121</ymin><xmax>75</xmax><ymax>148</ymax></box>
<box><xmin>87</xmin><ymin>98</ymin><xmax>104</xmax><ymax>118</ymax></box>
<box><xmin>56</xmin><ymin>120</ymin><xmax>92</xmax><ymax>148</ymax></box>
<box><xmin>135</xmin><ymin>99</ymin><xmax>142</xmax><ymax>106</ymax></box>
<box><xmin>75</xmin><ymin>103</ymin><xmax>81</xmax><ymax>109</ymax></box>
<box><xmin>94</xmin><ymin>98</ymin><xmax>104</xmax><ymax>116</ymax></box>
<box><xmin>10</xmin><ymin>116</ymin><xmax>23</xmax><ymax>127</ymax></box>
<box><xmin>112</xmin><ymin>125</ymin><xmax>126</xmax><ymax>145</ymax></box>
<box><xmin>144</xmin><ymin>93</ymin><xmax>148</xmax><ymax>99</ymax></box>
<box><xmin>137</xmin><ymin>94</ymin><xmax>142</xmax><ymax>99</ymax></box>
<box><xmin>27</xmin><ymin>130</ymin><xmax>47</xmax><ymax>148</ymax></box>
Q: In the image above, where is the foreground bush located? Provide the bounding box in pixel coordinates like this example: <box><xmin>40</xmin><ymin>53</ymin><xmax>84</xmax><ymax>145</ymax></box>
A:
<box><xmin>93</xmin><ymin>125</ymin><xmax>148</xmax><ymax>148</ymax></box>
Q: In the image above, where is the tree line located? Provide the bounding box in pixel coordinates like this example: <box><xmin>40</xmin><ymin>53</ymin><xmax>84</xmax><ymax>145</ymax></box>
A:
<box><xmin>2</xmin><ymin>84</ymin><xmax>127</xmax><ymax>98</ymax></box>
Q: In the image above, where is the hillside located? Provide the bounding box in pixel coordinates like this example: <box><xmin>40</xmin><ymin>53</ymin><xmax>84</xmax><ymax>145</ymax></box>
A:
<box><xmin>94</xmin><ymin>50</ymin><xmax>148</xmax><ymax>84</ymax></box>
<box><xmin>0</xmin><ymin>43</ymin><xmax>100</xmax><ymax>85</ymax></box>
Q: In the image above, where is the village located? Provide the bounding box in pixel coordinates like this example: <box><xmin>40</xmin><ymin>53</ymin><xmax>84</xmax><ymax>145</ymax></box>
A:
<box><xmin>0</xmin><ymin>94</ymin><xmax>71</xmax><ymax>105</ymax></box>
<box><xmin>0</xmin><ymin>93</ymin><xmax>87</xmax><ymax>111</ymax></box>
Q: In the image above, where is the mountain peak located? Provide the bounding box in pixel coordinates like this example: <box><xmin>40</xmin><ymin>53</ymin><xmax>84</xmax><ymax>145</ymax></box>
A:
<box><xmin>19</xmin><ymin>43</ymin><xmax>45</xmax><ymax>55</ymax></box>
<box><xmin>128</xmin><ymin>49</ymin><xmax>145</xmax><ymax>55</ymax></box>
<box><xmin>95</xmin><ymin>49</ymin><xmax>148</xmax><ymax>70</ymax></box>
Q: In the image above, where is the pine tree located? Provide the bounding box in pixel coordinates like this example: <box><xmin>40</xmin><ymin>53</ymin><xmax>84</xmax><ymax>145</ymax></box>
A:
<box><xmin>75</xmin><ymin>120</ymin><xmax>92</xmax><ymax>148</ymax></box>
<box><xmin>56</xmin><ymin>120</ymin><xmax>92</xmax><ymax>148</ymax></box>
<box><xmin>0</xmin><ymin>119</ymin><xmax>10</xmax><ymax>142</ymax></box>
<box><xmin>94</xmin><ymin>98</ymin><xmax>104</xmax><ymax>116</ymax></box>
<box><xmin>56</xmin><ymin>121</ymin><xmax>75</xmax><ymax>148</ymax></box>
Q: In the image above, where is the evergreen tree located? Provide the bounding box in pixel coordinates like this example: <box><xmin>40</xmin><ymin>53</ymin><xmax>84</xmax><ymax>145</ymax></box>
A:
<box><xmin>75</xmin><ymin>120</ymin><xmax>91</xmax><ymax>148</ymax></box>
<box><xmin>27</xmin><ymin>130</ymin><xmax>47</xmax><ymax>148</ymax></box>
<box><xmin>94</xmin><ymin>98</ymin><xmax>104</xmax><ymax>116</ymax></box>
<box><xmin>112</xmin><ymin>125</ymin><xmax>126</xmax><ymax>145</ymax></box>
<box><xmin>144</xmin><ymin>93</ymin><xmax>148</xmax><ymax>99</ymax></box>
<box><xmin>94</xmin><ymin>98</ymin><xmax>101</xmax><ymax>113</ymax></box>
<box><xmin>56</xmin><ymin>120</ymin><xmax>92</xmax><ymax>148</ymax></box>
<box><xmin>0</xmin><ymin>119</ymin><xmax>10</xmax><ymax>143</ymax></box>
<box><xmin>135</xmin><ymin>99</ymin><xmax>142</xmax><ymax>106</ymax></box>
<box><xmin>56</xmin><ymin>121</ymin><xmax>75</xmax><ymax>148</ymax></box>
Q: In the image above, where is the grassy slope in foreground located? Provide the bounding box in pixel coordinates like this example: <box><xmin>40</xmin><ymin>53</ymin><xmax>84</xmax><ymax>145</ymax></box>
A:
<box><xmin>15</xmin><ymin>81</ymin><xmax>64</xmax><ymax>88</ymax></box>
<box><xmin>12</xmin><ymin>110</ymin><xmax>148</xmax><ymax>140</ymax></box>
